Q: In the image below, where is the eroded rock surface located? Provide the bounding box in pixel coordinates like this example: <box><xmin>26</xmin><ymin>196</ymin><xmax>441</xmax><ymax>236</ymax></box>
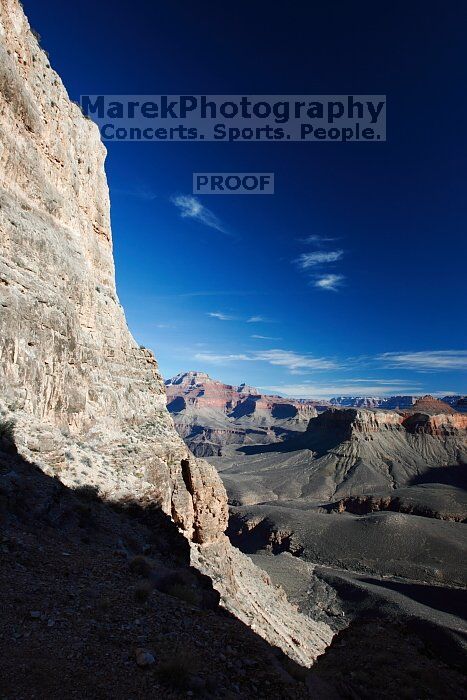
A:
<box><xmin>166</xmin><ymin>371</ymin><xmax>322</xmax><ymax>456</ymax></box>
<box><xmin>0</xmin><ymin>0</ymin><xmax>331</xmax><ymax>666</ymax></box>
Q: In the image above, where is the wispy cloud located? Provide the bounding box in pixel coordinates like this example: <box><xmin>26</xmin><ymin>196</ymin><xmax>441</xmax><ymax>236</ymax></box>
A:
<box><xmin>380</xmin><ymin>350</ymin><xmax>467</xmax><ymax>371</ymax></box>
<box><xmin>194</xmin><ymin>352</ymin><xmax>250</xmax><ymax>364</ymax></box>
<box><xmin>345</xmin><ymin>378</ymin><xmax>419</xmax><ymax>385</ymax></box>
<box><xmin>172</xmin><ymin>195</ymin><xmax>227</xmax><ymax>234</ymax></box>
<box><xmin>194</xmin><ymin>348</ymin><xmax>338</xmax><ymax>371</ymax></box>
<box><xmin>247</xmin><ymin>315</ymin><xmax>272</xmax><ymax>323</ymax></box>
<box><xmin>253</xmin><ymin>349</ymin><xmax>338</xmax><ymax>371</ymax></box>
<box><xmin>301</xmin><ymin>235</ymin><xmax>338</xmax><ymax>245</ymax></box>
<box><xmin>295</xmin><ymin>233</ymin><xmax>346</xmax><ymax>292</ymax></box>
<box><xmin>295</xmin><ymin>250</ymin><xmax>344</xmax><ymax>269</ymax></box>
<box><xmin>207</xmin><ymin>312</ymin><xmax>237</xmax><ymax>321</ymax></box>
<box><xmin>251</xmin><ymin>334</ymin><xmax>282</xmax><ymax>340</ymax></box>
<box><xmin>314</xmin><ymin>274</ymin><xmax>345</xmax><ymax>291</ymax></box>
<box><xmin>207</xmin><ymin>312</ymin><xmax>275</xmax><ymax>323</ymax></box>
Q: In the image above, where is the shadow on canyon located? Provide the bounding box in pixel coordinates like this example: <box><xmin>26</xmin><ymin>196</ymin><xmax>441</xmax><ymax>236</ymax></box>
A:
<box><xmin>2</xmin><ymin>435</ymin><xmax>466</xmax><ymax>698</ymax></box>
<box><xmin>409</xmin><ymin>464</ymin><xmax>467</xmax><ymax>489</ymax></box>
<box><xmin>0</xmin><ymin>436</ymin><xmax>313</xmax><ymax>689</ymax></box>
<box><xmin>358</xmin><ymin>577</ymin><xmax>467</xmax><ymax>619</ymax></box>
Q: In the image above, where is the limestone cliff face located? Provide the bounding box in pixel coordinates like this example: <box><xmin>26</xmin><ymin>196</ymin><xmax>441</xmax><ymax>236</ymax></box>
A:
<box><xmin>308</xmin><ymin>407</ymin><xmax>467</xmax><ymax>439</ymax></box>
<box><xmin>310</xmin><ymin>408</ymin><xmax>403</xmax><ymax>437</ymax></box>
<box><xmin>0</xmin><ymin>0</ymin><xmax>331</xmax><ymax>665</ymax></box>
<box><xmin>0</xmin><ymin>0</ymin><xmax>224</xmax><ymax>545</ymax></box>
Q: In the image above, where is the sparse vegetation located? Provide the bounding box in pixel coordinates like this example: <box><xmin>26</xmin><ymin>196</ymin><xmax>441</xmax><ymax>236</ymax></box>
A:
<box><xmin>74</xmin><ymin>484</ymin><xmax>100</xmax><ymax>502</ymax></box>
<box><xmin>128</xmin><ymin>555</ymin><xmax>153</xmax><ymax>577</ymax></box>
<box><xmin>156</xmin><ymin>648</ymin><xmax>198</xmax><ymax>690</ymax></box>
<box><xmin>0</xmin><ymin>419</ymin><xmax>15</xmax><ymax>443</ymax></box>
<box><xmin>134</xmin><ymin>580</ymin><xmax>153</xmax><ymax>603</ymax></box>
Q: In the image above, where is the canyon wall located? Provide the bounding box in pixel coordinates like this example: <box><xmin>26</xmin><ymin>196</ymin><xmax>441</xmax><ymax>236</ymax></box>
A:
<box><xmin>0</xmin><ymin>0</ymin><xmax>332</xmax><ymax>665</ymax></box>
<box><xmin>166</xmin><ymin>371</ymin><xmax>320</xmax><ymax>456</ymax></box>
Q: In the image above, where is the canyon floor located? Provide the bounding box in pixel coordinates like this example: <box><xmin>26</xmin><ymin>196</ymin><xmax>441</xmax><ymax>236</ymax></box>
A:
<box><xmin>168</xmin><ymin>374</ymin><xmax>467</xmax><ymax>696</ymax></box>
<box><xmin>2</xmin><ymin>438</ymin><xmax>466</xmax><ymax>699</ymax></box>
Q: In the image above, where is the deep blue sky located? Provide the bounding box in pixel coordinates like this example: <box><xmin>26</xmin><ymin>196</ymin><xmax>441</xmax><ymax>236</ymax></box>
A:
<box><xmin>24</xmin><ymin>0</ymin><xmax>467</xmax><ymax>397</ymax></box>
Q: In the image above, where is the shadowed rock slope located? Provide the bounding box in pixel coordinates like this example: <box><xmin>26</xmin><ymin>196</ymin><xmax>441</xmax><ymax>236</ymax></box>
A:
<box><xmin>0</xmin><ymin>441</ymin><xmax>316</xmax><ymax>699</ymax></box>
<box><xmin>0</xmin><ymin>0</ymin><xmax>331</xmax><ymax>668</ymax></box>
<box><xmin>230</xmin><ymin>407</ymin><xmax>467</xmax><ymax>505</ymax></box>
<box><xmin>213</xmin><ymin>406</ymin><xmax>467</xmax><ymax>587</ymax></box>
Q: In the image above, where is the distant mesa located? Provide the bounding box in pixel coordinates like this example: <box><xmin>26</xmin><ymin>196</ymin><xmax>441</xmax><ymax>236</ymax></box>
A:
<box><xmin>165</xmin><ymin>371</ymin><xmax>324</xmax><ymax>456</ymax></box>
<box><xmin>166</xmin><ymin>374</ymin><xmax>467</xmax><ymax>457</ymax></box>
<box><xmin>406</xmin><ymin>395</ymin><xmax>457</xmax><ymax>416</ymax></box>
<box><xmin>330</xmin><ymin>395</ymin><xmax>416</xmax><ymax>410</ymax></box>
<box><xmin>330</xmin><ymin>394</ymin><xmax>466</xmax><ymax>412</ymax></box>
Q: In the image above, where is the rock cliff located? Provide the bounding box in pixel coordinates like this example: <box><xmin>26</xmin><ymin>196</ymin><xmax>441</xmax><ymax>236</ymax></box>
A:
<box><xmin>0</xmin><ymin>0</ymin><xmax>331</xmax><ymax>665</ymax></box>
<box><xmin>222</xmin><ymin>406</ymin><xmax>467</xmax><ymax>507</ymax></box>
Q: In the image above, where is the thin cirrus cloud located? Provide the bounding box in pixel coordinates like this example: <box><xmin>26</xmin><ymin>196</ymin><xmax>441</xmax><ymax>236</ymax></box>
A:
<box><xmin>254</xmin><ymin>349</ymin><xmax>339</xmax><ymax>371</ymax></box>
<box><xmin>380</xmin><ymin>350</ymin><xmax>467</xmax><ymax>370</ymax></box>
<box><xmin>294</xmin><ymin>242</ymin><xmax>346</xmax><ymax>292</ymax></box>
<box><xmin>314</xmin><ymin>274</ymin><xmax>345</xmax><ymax>291</ymax></box>
<box><xmin>194</xmin><ymin>352</ymin><xmax>250</xmax><ymax>364</ymax></box>
<box><xmin>194</xmin><ymin>348</ymin><xmax>339</xmax><ymax>372</ymax></box>
<box><xmin>295</xmin><ymin>250</ymin><xmax>344</xmax><ymax>269</ymax></box>
<box><xmin>207</xmin><ymin>312</ymin><xmax>237</xmax><ymax>321</ymax></box>
<box><xmin>301</xmin><ymin>235</ymin><xmax>338</xmax><ymax>245</ymax></box>
<box><xmin>247</xmin><ymin>315</ymin><xmax>272</xmax><ymax>323</ymax></box>
<box><xmin>171</xmin><ymin>195</ymin><xmax>227</xmax><ymax>234</ymax></box>
<box><xmin>251</xmin><ymin>334</ymin><xmax>282</xmax><ymax>340</ymax></box>
<box><xmin>208</xmin><ymin>312</ymin><xmax>273</xmax><ymax>323</ymax></box>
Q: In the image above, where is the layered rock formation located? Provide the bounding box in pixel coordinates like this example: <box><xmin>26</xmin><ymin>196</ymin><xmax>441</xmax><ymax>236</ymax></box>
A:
<box><xmin>330</xmin><ymin>394</ymin><xmax>467</xmax><ymax>412</ymax></box>
<box><xmin>225</xmin><ymin>406</ymin><xmax>467</xmax><ymax>588</ymax></box>
<box><xmin>0</xmin><ymin>0</ymin><xmax>331</xmax><ymax>665</ymax></box>
<box><xmin>405</xmin><ymin>394</ymin><xmax>457</xmax><ymax>415</ymax></box>
<box><xmin>330</xmin><ymin>395</ymin><xmax>417</xmax><ymax>409</ymax></box>
<box><xmin>218</xmin><ymin>405</ymin><xmax>467</xmax><ymax>506</ymax></box>
<box><xmin>442</xmin><ymin>395</ymin><xmax>467</xmax><ymax>413</ymax></box>
<box><xmin>166</xmin><ymin>371</ymin><xmax>320</xmax><ymax>456</ymax></box>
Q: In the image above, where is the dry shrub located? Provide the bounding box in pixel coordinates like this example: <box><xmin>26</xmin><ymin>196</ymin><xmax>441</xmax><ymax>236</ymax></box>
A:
<box><xmin>134</xmin><ymin>580</ymin><xmax>153</xmax><ymax>603</ymax></box>
<box><xmin>157</xmin><ymin>648</ymin><xmax>198</xmax><ymax>690</ymax></box>
<box><xmin>129</xmin><ymin>555</ymin><xmax>153</xmax><ymax>577</ymax></box>
<box><xmin>166</xmin><ymin>582</ymin><xmax>200</xmax><ymax>607</ymax></box>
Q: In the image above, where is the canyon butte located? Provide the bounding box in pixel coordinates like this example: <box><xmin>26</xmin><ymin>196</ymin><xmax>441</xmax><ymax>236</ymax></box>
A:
<box><xmin>0</xmin><ymin>1</ymin><xmax>466</xmax><ymax>698</ymax></box>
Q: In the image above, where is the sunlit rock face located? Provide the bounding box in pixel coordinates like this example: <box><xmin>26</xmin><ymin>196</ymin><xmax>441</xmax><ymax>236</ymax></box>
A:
<box><xmin>0</xmin><ymin>0</ymin><xmax>228</xmax><ymax>544</ymax></box>
<box><xmin>0</xmin><ymin>0</ymin><xmax>332</xmax><ymax>665</ymax></box>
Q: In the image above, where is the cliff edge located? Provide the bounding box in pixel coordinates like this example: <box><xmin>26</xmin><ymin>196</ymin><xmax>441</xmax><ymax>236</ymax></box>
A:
<box><xmin>0</xmin><ymin>0</ymin><xmax>331</xmax><ymax>665</ymax></box>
